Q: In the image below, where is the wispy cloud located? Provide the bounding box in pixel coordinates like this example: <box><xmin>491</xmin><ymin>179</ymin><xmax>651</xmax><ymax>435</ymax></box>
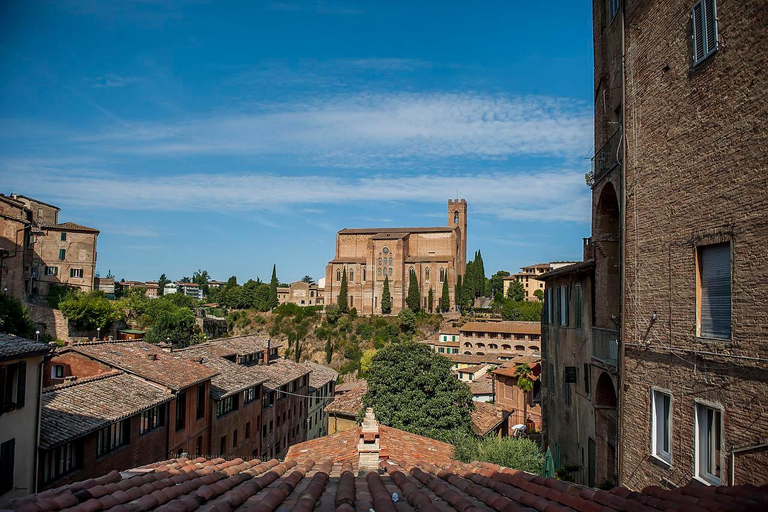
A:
<box><xmin>100</xmin><ymin>224</ymin><xmax>160</xmax><ymax>237</ymax></box>
<box><xmin>0</xmin><ymin>164</ymin><xmax>591</xmax><ymax>223</ymax></box>
<box><xmin>91</xmin><ymin>74</ymin><xmax>142</xmax><ymax>88</ymax></box>
<box><xmin>59</xmin><ymin>92</ymin><xmax>591</xmax><ymax>166</ymax></box>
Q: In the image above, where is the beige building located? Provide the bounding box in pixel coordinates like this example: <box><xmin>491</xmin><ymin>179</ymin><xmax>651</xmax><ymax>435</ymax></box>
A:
<box><xmin>0</xmin><ymin>333</ymin><xmax>52</xmax><ymax>505</ymax></box>
<box><xmin>324</xmin><ymin>199</ymin><xmax>467</xmax><ymax>315</ymax></box>
<box><xmin>503</xmin><ymin>262</ymin><xmax>577</xmax><ymax>301</ymax></box>
<box><xmin>277</xmin><ymin>281</ymin><xmax>322</xmax><ymax>307</ymax></box>
<box><xmin>459</xmin><ymin>321</ymin><xmax>541</xmax><ymax>359</ymax></box>
<box><xmin>0</xmin><ymin>195</ymin><xmax>33</xmax><ymax>299</ymax></box>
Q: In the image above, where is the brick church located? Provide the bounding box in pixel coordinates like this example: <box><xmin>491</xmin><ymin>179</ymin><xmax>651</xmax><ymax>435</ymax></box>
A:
<box><xmin>324</xmin><ymin>199</ymin><xmax>467</xmax><ymax>315</ymax></box>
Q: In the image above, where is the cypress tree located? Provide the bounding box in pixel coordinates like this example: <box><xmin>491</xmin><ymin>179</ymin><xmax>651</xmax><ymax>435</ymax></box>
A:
<box><xmin>337</xmin><ymin>268</ymin><xmax>348</xmax><ymax>313</ymax></box>
<box><xmin>428</xmin><ymin>287</ymin><xmax>434</xmax><ymax>313</ymax></box>
<box><xmin>381</xmin><ymin>275</ymin><xmax>392</xmax><ymax>314</ymax></box>
<box><xmin>406</xmin><ymin>269</ymin><xmax>420</xmax><ymax>312</ymax></box>
<box><xmin>455</xmin><ymin>275</ymin><xmax>462</xmax><ymax>310</ymax></box>
<box><xmin>268</xmin><ymin>264</ymin><xmax>279</xmax><ymax>309</ymax></box>
<box><xmin>441</xmin><ymin>276</ymin><xmax>450</xmax><ymax>312</ymax></box>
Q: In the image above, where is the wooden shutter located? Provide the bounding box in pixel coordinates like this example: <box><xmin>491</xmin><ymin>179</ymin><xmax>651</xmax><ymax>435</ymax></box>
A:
<box><xmin>16</xmin><ymin>362</ymin><xmax>26</xmax><ymax>408</ymax></box>
<box><xmin>692</xmin><ymin>1</ymin><xmax>705</xmax><ymax>62</ymax></box>
<box><xmin>700</xmin><ymin>243</ymin><xmax>731</xmax><ymax>338</ymax></box>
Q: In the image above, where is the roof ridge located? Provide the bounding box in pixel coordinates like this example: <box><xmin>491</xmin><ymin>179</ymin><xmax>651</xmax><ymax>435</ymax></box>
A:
<box><xmin>43</xmin><ymin>370</ymin><xmax>123</xmax><ymax>392</ymax></box>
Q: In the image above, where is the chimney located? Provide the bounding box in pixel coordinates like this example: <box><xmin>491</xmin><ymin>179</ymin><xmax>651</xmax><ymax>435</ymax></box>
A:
<box><xmin>146</xmin><ymin>353</ymin><xmax>157</xmax><ymax>361</ymax></box>
<box><xmin>357</xmin><ymin>408</ymin><xmax>381</xmax><ymax>472</ymax></box>
<box><xmin>263</xmin><ymin>339</ymin><xmax>270</xmax><ymax>365</ymax></box>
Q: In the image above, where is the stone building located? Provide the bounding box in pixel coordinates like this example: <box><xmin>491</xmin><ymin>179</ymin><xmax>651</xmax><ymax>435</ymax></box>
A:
<box><xmin>541</xmin><ymin>0</ymin><xmax>768</xmax><ymax>491</ymax></box>
<box><xmin>324</xmin><ymin>199</ymin><xmax>467</xmax><ymax>315</ymax></box>
<box><xmin>0</xmin><ymin>334</ymin><xmax>52</xmax><ymax>505</ymax></box>
<box><xmin>0</xmin><ymin>195</ymin><xmax>34</xmax><ymax>299</ymax></box>
<box><xmin>503</xmin><ymin>262</ymin><xmax>578</xmax><ymax>301</ymax></box>
<box><xmin>277</xmin><ymin>281</ymin><xmax>322</xmax><ymax>307</ymax></box>
<box><xmin>458</xmin><ymin>321</ymin><xmax>541</xmax><ymax>359</ymax></box>
<box><xmin>304</xmin><ymin>362</ymin><xmax>338</xmax><ymax>440</ymax></box>
<box><xmin>491</xmin><ymin>357</ymin><xmax>542</xmax><ymax>433</ymax></box>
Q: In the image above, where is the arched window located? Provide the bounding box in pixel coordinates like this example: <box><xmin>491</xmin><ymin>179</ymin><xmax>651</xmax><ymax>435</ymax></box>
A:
<box><xmin>476</xmin><ymin>343</ymin><xmax>485</xmax><ymax>348</ymax></box>
<box><xmin>363</xmin><ymin>268</ymin><xmax>366</xmax><ymax>281</ymax></box>
<box><xmin>377</xmin><ymin>268</ymin><xmax>382</xmax><ymax>276</ymax></box>
<box><xmin>349</xmin><ymin>270</ymin><xmax>354</xmax><ymax>282</ymax></box>
<box><xmin>454</xmin><ymin>211</ymin><xmax>459</xmax><ymax>223</ymax></box>
<box><xmin>439</xmin><ymin>268</ymin><xmax>445</xmax><ymax>282</ymax></box>
<box><xmin>389</xmin><ymin>257</ymin><xmax>393</xmax><ymax>266</ymax></box>
<box><xmin>378</xmin><ymin>257</ymin><xmax>382</xmax><ymax>265</ymax></box>
<box><xmin>502</xmin><ymin>344</ymin><xmax>511</xmax><ymax>350</ymax></box>
<box><xmin>530</xmin><ymin>346</ymin><xmax>539</xmax><ymax>351</ymax></box>
<box><xmin>476</xmin><ymin>352</ymin><xmax>485</xmax><ymax>356</ymax></box>
<box><xmin>515</xmin><ymin>345</ymin><xmax>525</xmax><ymax>351</ymax></box>
<box><xmin>409</xmin><ymin>266</ymin><xmax>415</xmax><ymax>276</ymax></box>
<box><xmin>336</xmin><ymin>269</ymin><xmax>341</xmax><ymax>282</ymax></box>
<box><xmin>464</xmin><ymin>342</ymin><xmax>473</xmax><ymax>348</ymax></box>
<box><xmin>489</xmin><ymin>344</ymin><xmax>498</xmax><ymax>349</ymax></box>
<box><xmin>388</xmin><ymin>267</ymin><xmax>393</xmax><ymax>275</ymax></box>
<box><xmin>425</xmin><ymin>268</ymin><xmax>430</xmax><ymax>281</ymax></box>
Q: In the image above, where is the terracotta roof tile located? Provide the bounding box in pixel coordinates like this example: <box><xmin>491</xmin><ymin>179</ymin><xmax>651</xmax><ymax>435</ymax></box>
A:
<box><xmin>173</xmin><ymin>347</ymin><xmax>267</xmax><ymax>400</ymax></box>
<box><xmin>42</xmin><ymin>221</ymin><xmax>100</xmax><ymax>233</ymax></box>
<box><xmin>460</xmin><ymin>321</ymin><xmax>541</xmax><ymax>335</ymax></box>
<box><xmin>468</xmin><ymin>374</ymin><xmax>494</xmax><ymax>395</ymax></box>
<box><xmin>325</xmin><ymin>382</ymin><xmax>367</xmax><ymax>416</ymax></box>
<box><xmin>204</xmin><ymin>335</ymin><xmax>283</xmax><ymax>355</ymax></box>
<box><xmin>40</xmin><ymin>372</ymin><xmax>173</xmax><ymax>449</ymax></box>
<box><xmin>303</xmin><ymin>362</ymin><xmax>339</xmax><ymax>390</ymax></box>
<box><xmin>470</xmin><ymin>402</ymin><xmax>511</xmax><ymax>436</ymax></box>
<box><xmin>0</xmin><ymin>332</ymin><xmax>52</xmax><ymax>361</ymax></box>
<box><xmin>68</xmin><ymin>341</ymin><xmax>216</xmax><ymax>391</ymax></box>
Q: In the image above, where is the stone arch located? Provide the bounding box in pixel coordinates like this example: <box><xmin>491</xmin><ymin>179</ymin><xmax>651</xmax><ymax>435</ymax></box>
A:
<box><xmin>593</xmin><ymin>182</ymin><xmax>621</xmax><ymax>327</ymax></box>
<box><xmin>594</xmin><ymin>372</ymin><xmax>617</xmax><ymax>408</ymax></box>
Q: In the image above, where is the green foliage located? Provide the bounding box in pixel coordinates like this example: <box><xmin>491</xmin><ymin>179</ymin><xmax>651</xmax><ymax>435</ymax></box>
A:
<box><xmin>513</xmin><ymin>363</ymin><xmax>534</xmax><ymax>392</ymax></box>
<box><xmin>141</xmin><ymin>296</ymin><xmax>197</xmax><ymax>345</ymax></box>
<box><xmin>158</xmin><ymin>273</ymin><xmax>170</xmax><ymax>296</ymax></box>
<box><xmin>533</xmin><ymin>289</ymin><xmax>545</xmax><ymax>302</ymax></box>
<box><xmin>269</xmin><ymin>265</ymin><xmax>279</xmax><ymax>309</ymax></box>
<box><xmin>337</xmin><ymin>268</ymin><xmax>348</xmax><ymax>313</ymax></box>
<box><xmin>48</xmin><ymin>284</ymin><xmax>77</xmax><ymax>309</ymax></box>
<box><xmin>397</xmin><ymin>308</ymin><xmax>416</xmax><ymax>334</ymax></box>
<box><xmin>272</xmin><ymin>303</ymin><xmax>320</xmax><ymax>361</ymax></box>
<box><xmin>455</xmin><ymin>275</ymin><xmax>462</xmax><ymax>309</ymax></box>
<box><xmin>489</xmin><ymin>270</ymin><xmax>510</xmax><ymax>297</ymax></box>
<box><xmin>381</xmin><ymin>275</ymin><xmax>392</xmax><ymax>314</ymax></box>
<box><xmin>60</xmin><ymin>291</ymin><xmax>124</xmax><ymax>332</ymax></box>
<box><xmin>360</xmin><ymin>348</ymin><xmax>377</xmax><ymax>377</ymax></box>
<box><xmin>461</xmin><ymin>252</ymin><xmax>490</xmax><ymax>308</ymax></box>
<box><xmin>501</xmin><ymin>299</ymin><xmax>542</xmax><ymax>321</ymax></box>
<box><xmin>363</xmin><ymin>342</ymin><xmax>474</xmax><ymax>442</ymax></box>
<box><xmin>427</xmin><ymin>288</ymin><xmax>434</xmax><ymax>313</ymax></box>
<box><xmin>325</xmin><ymin>304</ymin><xmax>341</xmax><ymax>325</ymax></box>
<box><xmin>441</xmin><ymin>278</ymin><xmax>450</xmax><ymax>312</ymax></box>
<box><xmin>301</xmin><ymin>275</ymin><xmax>315</xmax><ymax>284</ymax></box>
<box><xmin>468</xmin><ymin>437</ymin><xmax>543</xmax><ymax>473</ymax></box>
<box><xmin>507</xmin><ymin>280</ymin><xmax>525</xmax><ymax>301</ymax></box>
<box><xmin>0</xmin><ymin>294</ymin><xmax>36</xmax><ymax>338</ymax></box>
<box><xmin>406</xmin><ymin>269</ymin><xmax>420</xmax><ymax>312</ymax></box>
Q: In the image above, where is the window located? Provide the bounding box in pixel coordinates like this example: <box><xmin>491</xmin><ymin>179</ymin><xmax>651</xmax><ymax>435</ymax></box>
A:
<box><xmin>363</xmin><ymin>268</ymin><xmax>366</xmax><ymax>281</ymax></box>
<box><xmin>175</xmin><ymin>391</ymin><xmax>187</xmax><ymax>431</ymax></box>
<box><xmin>58</xmin><ymin>249</ymin><xmax>66</xmax><ymax>260</ymax></box>
<box><xmin>651</xmin><ymin>390</ymin><xmax>672</xmax><ymax>464</ymax></box>
<box><xmin>0</xmin><ymin>439</ymin><xmax>14</xmax><ymax>494</ymax></box>
<box><xmin>559</xmin><ymin>286</ymin><xmax>569</xmax><ymax>326</ymax></box>
<box><xmin>546</xmin><ymin>288</ymin><xmax>553</xmax><ymax>324</ymax></box>
<box><xmin>220</xmin><ymin>436</ymin><xmax>226</xmax><ymax>455</ymax></box>
<box><xmin>1</xmin><ymin>361</ymin><xmax>26</xmax><ymax>413</ymax></box>
<box><xmin>196</xmin><ymin>384</ymin><xmax>206</xmax><ymax>419</ymax></box>
<box><xmin>51</xmin><ymin>364</ymin><xmax>64</xmax><ymax>379</ymax></box>
<box><xmin>389</xmin><ymin>267</ymin><xmax>393</xmax><ymax>275</ymax></box>
<box><xmin>216</xmin><ymin>395</ymin><xmax>238</xmax><ymax>417</ymax></box>
<box><xmin>584</xmin><ymin>363</ymin><xmax>591</xmax><ymax>395</ymax></box>
<box><xmin>336</xmin><ymin>269</ymin><xmax>341</xmax><ymax>282</ymax></box>
<box><xmin>60</xmin><ymin>232</ymin><xmax>67</xmax><ymax>241</ymax></box>
<box><xmin>564</xmin><ymin>368</ymin><xmax>577</xmax><ymax>406</ymax></box>
<box><xmin>695</xmin><ymin>403</ymin><xmax>722</xmax><ymax>484</ymax></box>
<box><xmin>697</xmin><ymin>243</ymin><xmax>731</xmax><ymax>339</ymax></box>
<box><xmin>378</xmin><ymin>257</ymin><xmax>382</xmax><ymax>265</ymax></box>
<box><xmin>425</xmin><ymin>268</ymin><xmax>430</xmax><ymax>281</ymax></box>
<box><xmin>42</xmin><ymin>441</ymin><xmax>82</xmax><ymax>484</ymax></box>
<box><xmin>389</xmin><ymin>257</ymin><xmax>393</xmax><ymax>266</ymax></box>
<box><xmin>609</xmin><ymin>0</ymin><xmax>620</xmax><ymax>21</ymax></box>
<box><xmin>349</xmin><ymin>270</ymin><xmax>354</xmax><ymax>282</ymax></box>
<box><xmin>377</xmin><ymin>268</ymin><xmax>382</xmax><ymax>277</ymax></box>
<box><xmin>70</xmin><ymin>268</ymin><xmax>83</xmax><ymax>278</ymax></box>
<box><xmin>97</xmin><ymin>420</ymin><xmax>129</xmax><ymax>456</ymax></box>
<box><xmin>141</xmin><ymin>405</ymin><xmax>164</xmax><ymax>434</ymax></box>
<box><xmin>692</xmin><ymin>0</ymin><xmax>718</xmax><ymax>66</ymax></box>
<box><xmin>245</xmin><ymin>422</ymin><xmax>251</xmax><ymax>439</ymax></box>
<box><xmin>45</xmin><ymin>266</ymin><xmax>58</xmax><ymax>276</ymax></box>
<box><xmin>574</xmin><ymin>284</ymin><xmax>583</xmax><ymax>328</ymax></box>
<box><xmin>233</xmin><ymin>429</ymin><xmax>238</xmax><ymax>449</ymax></box>
<box><xmin>243</xmin><ymin>386</ymin><xmax>258</xmax><ymax>404</ymax></box>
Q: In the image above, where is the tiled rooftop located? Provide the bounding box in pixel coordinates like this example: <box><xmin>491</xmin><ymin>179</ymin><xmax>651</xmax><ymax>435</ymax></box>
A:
<box><xmin>339</xmin><ymin>226</ymin><xmax>455</xmax><ymax>234</ymax></box>
<box><xmin>492</xmin><ymin>358</ymin><xmax>542</xmax><ymax>379</ymax></box>
<box><xmin>42</xmin><ymin>221</ymin><xmax>100</xmax><ymax>233</ymax></box>
<box><xmin>173</xmin><ymin>347</ymin><xmax>267</xmax><ymax>400</ymax></box>
<box><xmin>446</xmin><ymin>353</ymin><xmax>505</xmax><ymax>365</ymax></box>
<box><xmin>9</xmin><ymin>453</ymin><xmax>766</xmax><ymax>512</ymax></box>
<box><xmin>251</xmin><ymin>358</ymin><xmax>311</xmax><ymax>388</ymax></box>
<box><xmin>468</xmin><ymin>374</ymin><xmax>494</xmax><ymax>396</ymax></box>
<box><xmin>325</xmin><ymin>382</ymin><xmax>367</xmax><ymax>417</ymax></box>
<box><xmin>0</xmin><ymin>332</ymin><xmax>52</xmax><ymax>361</ymax></box>
<box><xmin>68</xmin><ymin>341</ymin><xmax>217</xmax><ymax>392</ymax></box>
<box><xmin>40</xmin><ymin>372</ymin><xmax>173</xmax><ymax>449</ymax></box>
<box><xmin>205</xmin><ymin>335</ymin><xmax>283</xmax><ymax>356</ymax></box>
<box><xmin>303</xmin><ymin>362</ymin><xmax>339</xmax><ymax>390</ymax></box>
<box><xmin>460</xmin><ymin>321</ymin><xmax>541</xmax><ymax>335</ymax></box>
<box><xmin>470</xmin><ymin>402</ymin><xmax>511</xmax><ymax>436</ymax></box>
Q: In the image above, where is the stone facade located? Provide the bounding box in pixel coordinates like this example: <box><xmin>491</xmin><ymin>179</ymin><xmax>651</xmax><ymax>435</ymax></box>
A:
<box><xmin>459</xmin><ymin>321</ymin><xmax>541</xmax><ymax>359</ymax></box>
<box><xmin>0</xmin><ymin>195</ymin><xmax>33</xmax><ymax>300</ymax></box>
<box><xmin>503</xmin><ymin>262</ymin><xmax>578</xmax><ymax>301</ymax></box>
<box><xmin>324</xmin><ymin>199</ymin><xmax>467</xmax><ymax>315</ymax></box>
<box><xmin>277</xmin><ymin>281</ymin><xmax>322</xmax><ymax>307</ymax></box>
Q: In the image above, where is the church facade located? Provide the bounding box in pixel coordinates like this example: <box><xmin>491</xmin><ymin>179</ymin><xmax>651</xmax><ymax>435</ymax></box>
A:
<box><xmin>324</xmin><ymin>199</ymin><xmax>467</xmax><ymax>315</ymax></box>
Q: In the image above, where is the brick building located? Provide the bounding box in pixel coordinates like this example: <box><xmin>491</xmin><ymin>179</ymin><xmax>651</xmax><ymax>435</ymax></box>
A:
<box><xmin>502</xmin><ymin>262</ymin><xmax>578</xmax><ymax>301</ymax></box>
<box><xmin>459</xmin><ymin>321</ymin><xmax>541</xmax><ymax>358</ymax></box>
<box><xmin>541</xmin><ymin>0</ymin><xmax>768</xmax><ymax>491</ymax></box>
<box><xmin>304</xmin><ymin>362</ymin><xmax>338</xmax><ymax>440</ymax></box>
<box><xmin>277</xmin><ymin>281</ymin><xmax>322</xmax><ymax>307</ymax></box>
<box><xmin>324</xmin><ymin>199</ymin><xmax>467</xmax><ymax>315</ymax></box>
<box><xmin>491</xmin><ymin>358</ymin><xmax>543</xmax><ymax>433</ymax></box>
<box><xmin>0</xmin><ymin>195</ymin><xmax>34</xmax><ymax>299</ymax></box>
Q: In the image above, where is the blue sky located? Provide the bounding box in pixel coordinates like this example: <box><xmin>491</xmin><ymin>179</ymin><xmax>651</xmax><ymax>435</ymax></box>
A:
<box><xmin>0</xmin><ymin>0</ymin><xmax>594</xmax><ymax>284</ymax></box>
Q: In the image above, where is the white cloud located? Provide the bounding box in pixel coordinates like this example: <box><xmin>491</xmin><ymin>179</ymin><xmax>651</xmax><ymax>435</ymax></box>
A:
<box><xmin>0</xmin><ymin>164</ymin><xmax>591</xmax><ymax>223</ymax></box>
<box><xmin>66</xmin><ymin>92</ymin><xmax>591</xmax><ymax>165</ymax></box>
<box><xmin>91</xmin><ymin>74</ymin><xmax>142</xmax><ymax>88</ymax></box>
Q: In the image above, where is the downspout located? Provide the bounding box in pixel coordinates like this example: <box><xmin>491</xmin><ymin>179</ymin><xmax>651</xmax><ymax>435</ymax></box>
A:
<box><xmin>617</xmin><ymin>1</ymin><xmax>628</xmax><ymax>487</ymax></box>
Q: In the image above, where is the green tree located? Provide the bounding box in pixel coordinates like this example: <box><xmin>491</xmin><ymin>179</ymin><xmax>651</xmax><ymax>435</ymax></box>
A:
<box><xmin>268</xmin><ymin>265</ymin><xmax>279</xmax><ymax>309</ymax></box>
<box><xmin>48</xmin><ymin>284</ymin><xmax>76</xmax><ymax>309</ymax></box>
<box><xmin>301</xmin><ymin>275</ymin><xmax>315</xmax><ymax>284</ymax></box>
<box><xmin>406</xmin><ymin>269</ymin><xmax>420</xmax><ymax>312</ymax></box>
<box><xmin>514</xmin><ymin>363</ymin><xmax>534</xmax><ymax>431</ymax></box>
<box><xmin>254</xmin><ymin>283</ymin><xmax>271</xmax><ymax>311</ymax></box>
<box><xmin>0</xmin><ymin>294</ymin><xmax>36</xmax><ymax>338</ymax></box>
<box><xmin>363</xmin><ymin>342</ymin><xmax>474</xmax><ymax>442</ymax></box>
<box><xmin>427</xmin><ymin>287</ymin><xmax>434</xmax><ymax>313</ymax></box>
<box><xmin>489</xmin><ymin>270</ymin><xmax>510</xmax><ymax>297</ymax></box>
<box><xmin>507</xmin><ymin>280</ymin><xmax>525</xmax><ymax>301</ymax></box>
<box><xmin>398</xmin><ymin>308</ymin><xmax>416</xmax><ymax>334</ymax></box>
<box><xmin>158</xmin><ymin>273</ymin><xmax>170</xmax><ymax>296</ymax></box>
<box><xmin>337</xmin><ymin>268</ymin><xmax>348</xmax><ymax>313</ymax></box>
<box><xmin>441</xmin><ymin>277</ymin><xmax>450</xmax><ymax>312</ymax></box>
<box><xmin>381</xmin><ymin>275</ymin><xmax>392</xmax><ymax>314</ymax></box>
<box><xmin>59</xmin><ymin>291</ymin><xmax>124</xmax><ymax>332</ymax></box>
<box><xmin>360</xmin><ymin>348</ymin><xmax>377</xmax><ymax>377</ymax></box>
<box><xmin>192</xmin><ymin>269</ymin><xmax>210</xmax><ymax>286</ymax></box>
<box><xmin>455</xmin><ymin>275</ymin><xmax>462</xmax><ymax>310</ymax></box>
<box><xmin>142</xmin><ymin>300</ymin><xmax>196</xmax><ymax>346</ymax></box>
<box><xmin>325</xmin><ymin>304</ymin><xmax>341</xmax><ymax>325</ymax></box>
<box><xmin>533</xmin><ymin>289</ymin><xmax>545</xmax><ymax>302</ymax></box>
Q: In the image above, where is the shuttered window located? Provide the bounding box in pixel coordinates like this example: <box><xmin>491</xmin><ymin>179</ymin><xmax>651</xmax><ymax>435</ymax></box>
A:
<box><xmin>692</xmin><ymin>0</ymin><xmax>718</xmax><ymax>66</ymax></box>
<box><xmin>574</xmin><ymin>284</ymin><xmax>583</xmax><ymax>328</ymax></box>
<box><xmin>698</xmin><ymin>243</ymin><xmax>731</xmax><ymax>339</ymax></box>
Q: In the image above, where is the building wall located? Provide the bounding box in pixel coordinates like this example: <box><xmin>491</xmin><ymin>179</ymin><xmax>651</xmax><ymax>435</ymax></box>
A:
<box><xmin>210</xmin><ymin>387</ymin><xmax>262</xmax><ymax>458</ymax></box>
<box><xmin>0</xmin><ymin>196</ymin><xmax>32</xmax><ymax>300</ymax></box>
<box><xmin>459</xmin><ymin>330</ymin><xmax>541</xmax><ymax>358</ymax></box>
<box><xmin>307</xmin><ymin>381</ymin><xmax>334</xmax><ymax>440</ymax></box>
<box><xmin>329</xmin><ymin>414</ymin><xmax>357</xmax><ymax>435</ymax></box>
<box><xmin>168</xmin><ymin>382</ymin><xmax>211</xmax><ymax>457</ymax></box>
<box><xmin>593</xmin><ymin>0</ymin><xmax>768</xmax><ymax>489</ymax></box>
<box><xmin>0</xmin><ymin>353</ymin><xmax>46</xmax><ymax>504</ymax></box>
<box><xmin>43</xmin><ymin>352</ymin><xmax>112</xmax><ymax>388</ymax></box>
<box><xmin>34</xmin><ymin>229</ymin><xmax>97</xmax><ymax>296</ymax></box>
<box><xmin>495</xmin><ymin>373</ymin><xmax>542</xmax><ymax>432</ymax></box>
<box><xmin>259</xmin><ymin>377</ymin><xmax>308</xmax><ymax>460</ymax></box>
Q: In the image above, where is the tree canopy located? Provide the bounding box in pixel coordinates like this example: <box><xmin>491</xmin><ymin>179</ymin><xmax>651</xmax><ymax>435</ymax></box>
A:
<box><xmin>268</xmin><ymin>265</ymin><xmax>279</xmax><ymax>309</ymax></box>
<box><xmin>0</xmin><ymin>294</ymin><xmax>36</xmax><ymax>338</ymax></box>
<box><xmin>60</xmin><ymin>291</ymin><xmax>125</xmax><ymax>332</ymax></box>
<box><xmin>406</xmin><ymin>269</ymin><xmax>420</xmax><ymax>312</ymax></box>
<box><xmin>489</xmin><ymin>270</ymin><xmax>510</xmax><ymax>297</ymax></box>
<box><xmin>337</xmin><ymin>268</ymin><xmax>348</xmax><ymax>313</ymax></box>
<box><xmin>363</xmin><ymin>342</ymin><xmax>474</xmax><ymax>442</ymax></box>
<box><xmin>381</xmin><ymin>275</ymin><xmax>392</xmax><ymax>314</ymax></box>
<box><xmin>507</xmin><ymin>280</ymin><xmax>525</xmax><ymax>301</ymax></box>
<box><xmin>441</xmin><ymin>277</ymin><xmax>450</xmax><ymax>312</ymax></box>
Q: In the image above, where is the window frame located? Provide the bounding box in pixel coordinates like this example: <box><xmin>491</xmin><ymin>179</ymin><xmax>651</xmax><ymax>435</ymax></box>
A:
<box><xmin>140</xmin><ymin>405</ymin><xmax>164</xmax><ymax>434</ymax></box>
<box><xmin>696</xmin><ymin>242</ymin><xmax>732</xmax><ymax>340</ymax></box>
<box><xmin>694</xmin><ymin>401</ymin><xmax>723</xmax><ymax>485</ymax></box>
<box><xmin>650</xmin><ymin>388</ymin><xmax>673</xmax><ymax>465</ymax></box>
<box><xmin>58</xmin><ymin>249</ymin><xmax>66</xmax><ymax>260</ymax></box>
<box><xmin>692</xmin><ymin>0</ymin><xmax>718</xmax><ymax>66</ymax></box>
<box><xmin>70</xmin><ymin>268</ymin><xmax>83</xmax><ymax>279</ymax></box>
<box><xmin>96</xmin><ymin>419</ymin><xmax>129</xmax><ymax>457</ymax></box>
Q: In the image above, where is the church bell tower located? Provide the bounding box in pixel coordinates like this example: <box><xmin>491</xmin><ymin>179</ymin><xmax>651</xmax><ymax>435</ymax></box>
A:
<box><xmin>448</xmin><ymin>199</ymin><xmax>467</xmax><ymax>273</ymax></box>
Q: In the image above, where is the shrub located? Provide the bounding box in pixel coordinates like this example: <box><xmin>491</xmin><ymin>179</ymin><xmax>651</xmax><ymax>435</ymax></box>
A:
<box><xmin>48</xmin><ymin>284</ymin><xmax>77</xmax><ymax>309</ymax></box>
<box><xmin>476</xmin><ymin>437</ymin><xmax>543</xmax><ymax>473</ymax></box>
<box><xmin>0</xmin><ymin>294</ymin><xmax>36</xmax><ymax>338</ymax></box>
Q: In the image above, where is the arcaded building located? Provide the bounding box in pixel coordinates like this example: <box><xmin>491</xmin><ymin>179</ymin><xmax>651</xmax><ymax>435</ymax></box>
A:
<box><xmin>324</xmin><ymin>199</ymin><xmax>467</xmax><ymax>315</ymax></box>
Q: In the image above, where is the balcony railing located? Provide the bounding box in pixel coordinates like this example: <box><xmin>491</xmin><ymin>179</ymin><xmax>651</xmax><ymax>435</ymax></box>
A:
<box><xmin>592</xmin><ymin>327</ymin><xmax>619</xmax><ymax>367</ymax></box>
<box><xmin>589</xmin><ymin>129</ymin><xmax>622</xmax><ymax>187</ymax></box>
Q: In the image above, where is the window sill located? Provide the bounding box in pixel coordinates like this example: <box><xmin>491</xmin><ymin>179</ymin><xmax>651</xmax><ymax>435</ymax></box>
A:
<box><xmin>693</xmin><ymin>475</ymin><xmax>722</xmax><ymax>487</ymax></box>
<box><xmin>696</xmin><ymin>336</ymin><xmax>732</xmax><ymax>346</ymax></box>
<box><xmin>649</xmin><ymin>454</ymin><xmax>673</xmax><ymax>470</ymax></box>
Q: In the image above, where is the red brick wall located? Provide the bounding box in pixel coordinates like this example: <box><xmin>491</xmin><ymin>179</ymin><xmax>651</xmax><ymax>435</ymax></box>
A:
<box><xmin>211</xmin><ymin>388</ymin><xmax>263</xmax><ymax>458</ymax></box>
<box><xmin>261</xmin><ymin>379</ymin><xmax>308</xmax><ymax>459</ymax></box>
<box><xmin>168</xmin><ymin>382</ymin><xmax>211</xmax><ymax>456</ymax></box>
<box><xmin>44</xmin><ymin>352</ymin><xmax>112</xmax><ymax>387</ymax></box>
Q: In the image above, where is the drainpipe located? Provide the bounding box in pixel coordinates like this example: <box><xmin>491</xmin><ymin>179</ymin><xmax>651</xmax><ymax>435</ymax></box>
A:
<box><xmin>617</xmin><ymin>1</ymin><xmax>628</xmax><ymax>487</ymax></box>
<box><xmin>730</xmin><ymin>442</ymin><xmax>768</xmax><ymax>485</ymax></box>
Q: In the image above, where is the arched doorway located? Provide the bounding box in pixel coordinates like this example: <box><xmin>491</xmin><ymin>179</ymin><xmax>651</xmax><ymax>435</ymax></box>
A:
<box><xmin>594</xmin><ymin>372</ymin><xmax>618</xmax><ymax>487</ymax></box>
<box><xmin>594</xmin><ymin>183</ymin><xmax>621</xmax><ymax>328</ymax></box>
